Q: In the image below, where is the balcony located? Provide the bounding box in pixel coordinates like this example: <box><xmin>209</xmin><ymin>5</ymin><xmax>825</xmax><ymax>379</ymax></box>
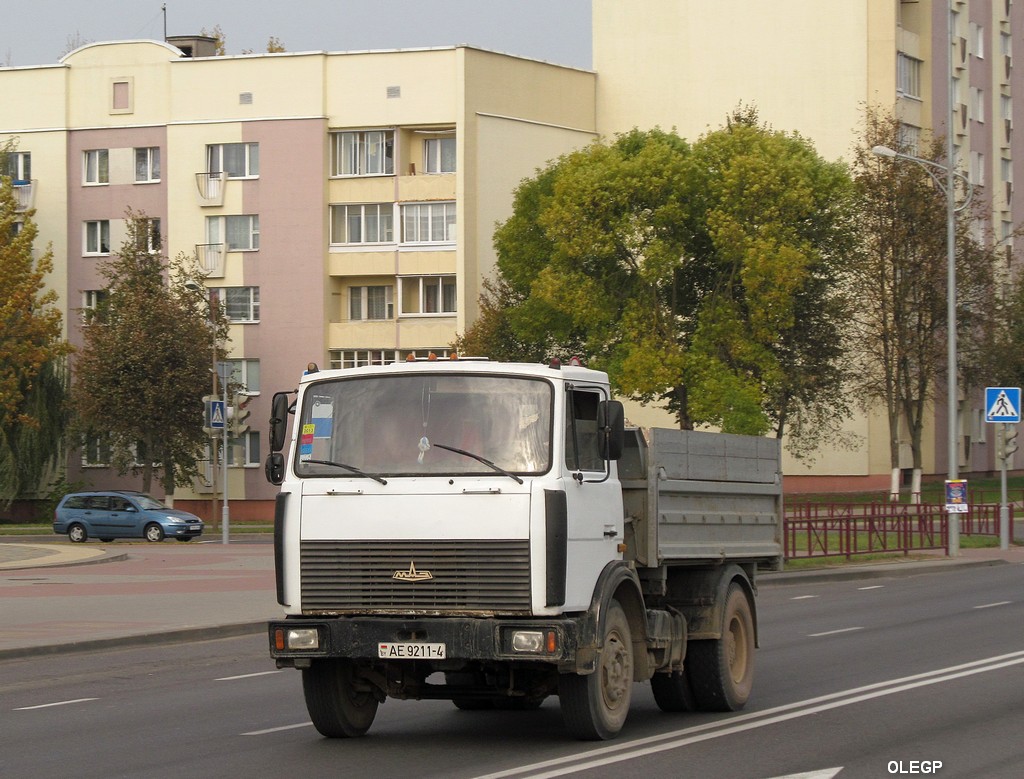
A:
<box><xmin>13</xmin><ymin>180</ymin><xmax>36</xmax><ymax>212</ymax></box>
<box><xmin>195</xmin><ymin>243</ymin><xmax>225</xmax><ymax>278</ymax></box>
<box><xmin>195</xmin><ymin>172</ymin><xmax>226</xmax><ymax>207</ymax></box>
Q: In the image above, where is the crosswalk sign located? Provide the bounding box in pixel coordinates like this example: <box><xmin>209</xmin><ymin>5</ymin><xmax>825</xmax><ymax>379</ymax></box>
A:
<box><xmin>209</xmin><ymin>399</ymin><xmax>226</xmax><ymax>429</ymax></box>
<box><xmin>985</xmin><ymin>387</ymin><xmax>1022</xmax><ymax>423</ymax></box>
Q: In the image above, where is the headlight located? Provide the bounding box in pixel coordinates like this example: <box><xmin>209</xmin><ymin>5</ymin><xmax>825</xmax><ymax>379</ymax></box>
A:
<box><xmin>273</xmin><ymin>628</ymin><xmax>320</xmax><ymax>651</ymax></box>
<box><xmin>166</xmin><ymin>517</ymin><xmax>186</xmax><ymax>524</ymax></box>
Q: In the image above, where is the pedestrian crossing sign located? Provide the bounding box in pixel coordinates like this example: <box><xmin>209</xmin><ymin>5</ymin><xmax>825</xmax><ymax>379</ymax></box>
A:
<box><xmin>984</xmin><ymin>387</ymin><xmax>1022</xmax><ymax>423</ymax></box>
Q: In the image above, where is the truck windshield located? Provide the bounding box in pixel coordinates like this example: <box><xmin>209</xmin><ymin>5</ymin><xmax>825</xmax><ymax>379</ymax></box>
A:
<box><xmin>294</xmin><ymin>373</ymin><xmax>552</xmax><ymax>478</ymax></box>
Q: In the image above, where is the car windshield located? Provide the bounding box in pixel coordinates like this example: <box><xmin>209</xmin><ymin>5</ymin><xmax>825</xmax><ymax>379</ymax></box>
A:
<box><xmin>134</xmin><ymin>495</ymin><xmax>166</xmax><ymax>510</ymax></box>
<box><xmin>294</xmin><ymin>373</ymin><xmax>552</xmax><ymax>478</ymax></box>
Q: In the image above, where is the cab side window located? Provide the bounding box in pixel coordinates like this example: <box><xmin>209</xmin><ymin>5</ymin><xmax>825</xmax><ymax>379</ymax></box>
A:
<box><xmin>565</xmin><ymin>389</ymin><xmax>603</xmax><ymax>472</ymax></box>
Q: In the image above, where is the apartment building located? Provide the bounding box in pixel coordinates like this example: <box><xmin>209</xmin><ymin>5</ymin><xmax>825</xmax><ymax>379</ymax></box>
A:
<box><xmin>593</xmin><ymin>0</ymin><xmax>1024</xmax><ymax>491</ymax></box>
<box><xmin>0</xmin><ymin>39</ymin><xmax>596</xmax><ymax>516</ymax></box>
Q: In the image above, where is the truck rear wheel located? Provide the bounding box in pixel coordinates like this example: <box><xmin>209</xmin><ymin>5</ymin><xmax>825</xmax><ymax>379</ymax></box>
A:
<box><xmin>302</xmin><ymin>659</ymin><xmax>378</xmax><ymax>737</ymax></box>
<box><xmin>559</xmin><ymin>598</ymin><xmax>633</xmax><ymax>740</ymax></box>
<box><xmin>651</xmin><ymin>669</ymin><xmax>696</xmax><ymax>712</ymax></box>
<box><xmin>686</xmin><ymin>583</ymin><xmax>754</xmax><ymax>711</ymax></box>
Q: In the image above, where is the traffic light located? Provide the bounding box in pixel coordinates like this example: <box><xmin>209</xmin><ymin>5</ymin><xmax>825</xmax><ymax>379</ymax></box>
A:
<box><xmin>229</xmin><ymin>393</ymin><xmax>252</xmax><ymax>436</ymax></box>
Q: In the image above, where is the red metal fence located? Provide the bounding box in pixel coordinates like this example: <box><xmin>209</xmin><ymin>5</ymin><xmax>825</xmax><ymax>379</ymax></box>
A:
<box><xmin>783</xmin><ymin>502</ymin><xmax>1013</xmax><ymax>560</ymax></box>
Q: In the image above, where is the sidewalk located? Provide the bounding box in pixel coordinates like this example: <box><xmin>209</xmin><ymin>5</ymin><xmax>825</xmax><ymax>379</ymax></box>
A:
<box><xmin>0</xmin><ymin>539</ymin><xmax>277</xmax><ymax>660</ymax></box>
<box><xmin>1</xmin><ymin>537</ymin><xmax>1022</xmax><ymax>661</ymax></box>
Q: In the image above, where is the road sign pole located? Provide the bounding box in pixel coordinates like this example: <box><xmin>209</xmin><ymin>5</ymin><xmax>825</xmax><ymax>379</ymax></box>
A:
<box><xmin>222</xmin><ymin>367</ymin><xmax>230</xmax><ymax>545</ymax></box>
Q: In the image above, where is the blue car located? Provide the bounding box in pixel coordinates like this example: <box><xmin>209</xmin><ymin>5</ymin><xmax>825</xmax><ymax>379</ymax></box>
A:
<box><xmin>54</xmin><ymin>490</ymin><xmax>204</xmax><ymax>543</ymax></box>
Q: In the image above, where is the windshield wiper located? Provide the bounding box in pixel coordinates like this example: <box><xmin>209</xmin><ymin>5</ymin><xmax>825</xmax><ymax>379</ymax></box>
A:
<box><xmin>431</xmin><ymin>444</ymin><xmax>524</xmax><ymax>484</ymax></box>
<box><xmin>301</xmin><ymin>459</ymin><xmax>388</xmax><ymax>485</ymax></box>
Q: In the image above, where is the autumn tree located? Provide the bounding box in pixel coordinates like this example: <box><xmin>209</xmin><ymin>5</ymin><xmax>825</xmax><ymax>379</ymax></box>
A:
<box><xmin>847</xmin><ymin>110</ymin><xmax>998</xmax><ymax>499</ymax></box>
<box><xmin>0</xmin><ymin>145</ymin><xmax>70</xmax><ymax>507</ymax></box>
<box><xmin>71</xmin><ymin>211</ymin><xmax>229</xmax><ymax>495</ymax></box>
<box><xmin>462</xmin><ymin>117</ymin><xmax>855</xmax><ymax>453</ymax></box>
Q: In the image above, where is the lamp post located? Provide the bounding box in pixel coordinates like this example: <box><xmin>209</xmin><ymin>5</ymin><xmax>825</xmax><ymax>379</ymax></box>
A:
<box><xmin>870</xmin><ymin>144</ymin><xmax>974</xmax><ymax>557</ymax></box>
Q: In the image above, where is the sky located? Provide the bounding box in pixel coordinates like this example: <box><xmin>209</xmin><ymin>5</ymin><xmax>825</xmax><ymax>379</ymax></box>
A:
<box><xmin>2</xmin><ymin>0</ymin><xmax>592</xmax><ymax>69</ymax></box>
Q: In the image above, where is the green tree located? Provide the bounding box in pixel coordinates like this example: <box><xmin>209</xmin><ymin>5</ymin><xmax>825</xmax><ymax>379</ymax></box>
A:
<box><xmin>0</xmin><ymin>145</ymin><xmax>70</xmax><ymax>507</ymax></box>
<box><xmin>847</xmin><ymin>110</ymin><xmax>998</xmax><ymax>498</ymax></box>
<box><xmin>464</xmin><ymin>118</ymin><xmax>855</xmax><ymax>452</ymax></box>
<box><xmin>71</xmin><ymin>211</ymin><xmax>229</xmax><ymax>495</ymax></box>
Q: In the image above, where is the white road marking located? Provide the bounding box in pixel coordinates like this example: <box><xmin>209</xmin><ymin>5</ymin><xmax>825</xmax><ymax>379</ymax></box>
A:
<box><xmin>790</xmin><ymin>595</ymin><xmax>819</xmax><ymax>600</ymax></box>
<box><xmin>216</xmin><ymin>670</ymin><xmax>283</xmax><ymax>681</ymax></box>
<box><xmin>974</xmin><ymin>601</ymin><xmax>1012</xmax><ymax>609</ymax></box>
<box><xmin>470</xmin><ymin>650</ymin><xmax>1024</xmax><ymax>779</ymax></box>
<box><xmin>242</xmin><ymin>721</ymin><xmax>314</xmax><ymax>736</ymax></box>
<box><xmin>767</xmin><ymin>770</ymin><xmax>844</xmax><ymax>779</ymax></box>
<box><xmin>858</xmin><ymin>585</ymin><xmax>884</xmax><ymax>591</ymax></box>
<box><xmin>807</xmin><ymin>626</ymin><xmax>864</xmax><ymax>637</ymax></box>
<box><xmin>14</xmin><ymin>697</ymin><xmax>98</xmax><ymax>711</ymax></box>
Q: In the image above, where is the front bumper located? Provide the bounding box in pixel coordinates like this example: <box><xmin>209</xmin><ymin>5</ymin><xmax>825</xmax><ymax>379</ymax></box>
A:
<box><xmin>268</xmin><ymin>614</ymin><xmax>597</xmax><ymax>673</ymax></box>
<box><xmin>169</xmin><ymin>523</ymin><xmax>203</xmax><ymax>537</ymax></box>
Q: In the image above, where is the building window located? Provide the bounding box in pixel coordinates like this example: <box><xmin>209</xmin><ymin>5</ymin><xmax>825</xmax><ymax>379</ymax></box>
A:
<box><xmin>328</xmin><ymin>348</ymin><xmax>452</xmax><ymax>369</ymax></box>
<box><xmin>424</xmin><ymin>136</ymin><xmax>456</xmax><ymax>173</ymax></box>
<box><xmin>81</xmin><ymin>289</ymin><xmax>109</xmax><ymax>322</ymax></box>
<box><xmin>970</xmin><ymin>86</ymin><xmax>985</xmax><ymax>121</ymax></box>
<box><xmin>331</xmin><ymin>130</ymin><xmax>395</xmax><ymax>176</ymax></box>
<box><xmin>897</xmin><ymin>53</ymin><xmax>921</xmax><ymax>99</ymax></box>
<box><xmin>207</xmin><ymin>215</ymin><xmax>260</xmax><ymax>251</ymax></box>
<box><xmin>82</xmin><ymin>435</ymin><xmax>112</xmax><ymax>466</ymax></box>
<box><xmin>897</xmin><ymin>124</ymin><xmax>921</xmax><ymax>156</ymax></box>
<box><xmin>223</xmin><ymin>358</ymin><xmax>261</xmax><ymax>393</ymax></box>
<box><xmin>970</xmin><ymin>151</ymin><xmax>986</xmax><ymax>186</ymax></box>
<box><xmin>211</xmin><ymin>286</ymin><xmax>260</xmax><ymax>322</ymax></box>
<box><xmin>84</xmin><ymin>149</ymin><xmax>109</xmax><ymax>185</ymax></box>
<box><xmin>207</xmin><ymin>143</ymin><xmax>259</xmax><ymax>178</ymax></box>
<box><xmin>4</xmin><ymin>151</ymin><xmax>30</xmax><ymax>182</ymax></box>
<box><xmin>135</xmin><ymin>147</ymin><xmax>161</xmax><ymax>183</ymax></box>
<box><xmin>111</xmin><ymin>78</ymin><xmax>133</xmax><ymax>113</ymax></box>
<box><xmin>226</xmin><ymin>431</ymin><xmax>261</xmax><ymax>466</ymax></box>
<box><xmin>331</xmin><ymin>204</ymin><xmax>395</xmax><ymax>244</ymax></box>
<box><xmin>84</xmin><ymin>220</ymin><xmax>111</xmax><ymax>255</ymax></box>
<box><xmin>399</xmin><ymin>275</ymin><xmax>456</xmax><ymax>316</ymax></box>
<box><xmin>349</xmin><ymin>285</ymin><xmax>394</xmax><ymax>321</ymax></box>
<box><xmin>136</xmin><ymin>218</ymin><xmax>161</xmax><ymax>254</ymax></box>
<box><xmin>970</xmin><ymin>22</ymin><xmax>985</xmax><ymax>59</ymax></box>
<box><xmin>400</xmin><ymin>202</ymin><xmax>456</xmax><ymax>243</ymax></box>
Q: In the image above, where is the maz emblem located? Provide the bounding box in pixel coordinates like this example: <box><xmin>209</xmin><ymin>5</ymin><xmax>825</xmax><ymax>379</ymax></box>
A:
<box><xmin>393</xmin><ymin>562</ymin><xmax>433</xmax><ymax>582</ymax></box>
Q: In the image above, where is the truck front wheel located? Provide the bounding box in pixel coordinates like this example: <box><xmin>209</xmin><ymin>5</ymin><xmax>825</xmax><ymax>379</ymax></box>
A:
<box><xmin>302</xmin><ymin>659</ymin><xmax>379</xmax><ymax>737</ymax></box>
<box><xmin>686</xmin><ymin>583</ymin><xmax>754</xmax><ymax>711</ymax></box>
<box><xmin>559</xmin><ymin>598</ymin><xmax>633</xmax><ymax>740</ymax></box>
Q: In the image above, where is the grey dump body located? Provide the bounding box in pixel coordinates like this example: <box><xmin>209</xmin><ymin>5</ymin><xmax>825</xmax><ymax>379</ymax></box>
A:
<box><xmin>621</xmin><ymin>428</ymin><xmax>783</xmax><ymax>570</ymax></box>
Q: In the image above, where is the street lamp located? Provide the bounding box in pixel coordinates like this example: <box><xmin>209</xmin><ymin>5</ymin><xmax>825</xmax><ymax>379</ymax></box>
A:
<box><xmin>870</xmin><ymin>144</ymin><xmax>974</xmax><ymax>557</ymax></box>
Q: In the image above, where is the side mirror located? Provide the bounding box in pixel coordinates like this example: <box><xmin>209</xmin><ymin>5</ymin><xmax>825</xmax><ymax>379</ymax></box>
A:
<box><xmin>265</xmin><ymin>452</ymin><xmax>285</xmax><ymax>485</ymax></box>
<box><xmin>269</xmin><ymin>392</ymin><xmax>291</xmax><ymax>453</ymax></box>
<box><xmin>597</xmin><ymin>400</ymin><xmax>625</xmax><ymax>461</ymax></box>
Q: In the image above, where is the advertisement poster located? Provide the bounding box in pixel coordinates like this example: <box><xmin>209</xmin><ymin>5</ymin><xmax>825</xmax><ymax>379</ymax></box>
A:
<box><xmin>944</xmin><ymin>479</ymin><xmax>968</xmax><ymax>513</ymax></box>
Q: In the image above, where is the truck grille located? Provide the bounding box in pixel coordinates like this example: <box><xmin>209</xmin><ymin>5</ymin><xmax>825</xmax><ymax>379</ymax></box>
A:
<box><xmin>300</xmin><ymin>540</ymin><xmax>532</xmax><ymax>615</ymax></box>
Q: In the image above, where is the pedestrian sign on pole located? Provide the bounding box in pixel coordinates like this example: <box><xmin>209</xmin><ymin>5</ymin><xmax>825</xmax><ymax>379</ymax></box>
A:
<box><xmin>984</xmin><ymin>387</ymin><xmax>1022</xmax><ymax>423</ymax></box>
<box><xmin>208</xmin><ymin>399</ymin><xmax>226</xmax><ymax>430</ymax></box>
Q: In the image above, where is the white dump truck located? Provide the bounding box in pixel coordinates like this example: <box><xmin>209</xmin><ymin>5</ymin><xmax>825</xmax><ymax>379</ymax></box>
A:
<box><xmin>266</xmin><ymin>357</ymin><xmax>782</xmax><ymax>740</ymax></box>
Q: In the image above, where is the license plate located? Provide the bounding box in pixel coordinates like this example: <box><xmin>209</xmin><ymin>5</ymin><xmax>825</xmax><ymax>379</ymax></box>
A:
<box><xmin>378</xmin><ymin>642</ymin><xmax>446</xmax><ymax>659</ymax></box>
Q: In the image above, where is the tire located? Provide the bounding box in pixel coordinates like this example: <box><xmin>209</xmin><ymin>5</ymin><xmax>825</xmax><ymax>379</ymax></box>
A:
<box><xmin>100</xmin><ymin>538</ymin><xmax>114</xmax><ymax>543</ymax></box>
<box><xmin>559</xmin><ymin>598</ymin><xmax>633</xmax><ymax>740</ymax></box>
<box><xmin>651</xmin><ymin>670</ymin><xmax>696</xmax><ymax>712</ymax></box>
<box><xmin>144</xmin><ymin>523</ymin><xmax>165</xmax><ymax>543</ymax></box>
<box><xmin>686</xmin><ymin>583</ymin><xmax>755</xmax><ymax>712</ymax></box>
<box><xmin>175</xmin><ymin>537</ymin><xmax>193</xmax><ymax>542</ymax></box>
<box><xmin>67</xmin><ymin>524</ymin><xmax>87</xmax><ymax>543</ymax></box>
<box><xmin>302</xmin><ymin>659</ymin><xmax>379</xmax><ymax>738</ymax></box>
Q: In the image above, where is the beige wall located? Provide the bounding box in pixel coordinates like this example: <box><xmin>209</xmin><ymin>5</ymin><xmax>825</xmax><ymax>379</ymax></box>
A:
<box><xmin>593</xmin><ymin>0</ymin><xmax>886</xmax><ymax>161</ymax></box>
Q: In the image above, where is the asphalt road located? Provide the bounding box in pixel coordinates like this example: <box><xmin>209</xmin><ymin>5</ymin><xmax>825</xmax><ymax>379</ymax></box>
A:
<box><xmin>4</xmin><ymin>563</ymin><xmax>1022</xmax><ymax>778</ymax></box>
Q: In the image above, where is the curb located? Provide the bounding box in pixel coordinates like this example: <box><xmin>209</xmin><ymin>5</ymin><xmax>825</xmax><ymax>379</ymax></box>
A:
<box><xmin>761</xmin><ymin>557</ymin><xmax>1007</xmax><ymax>585</ymax></box>
<box><xmin>0</xmin><ymin>621</ymin><xmax>269</xmax><ymax>662</ymax></box>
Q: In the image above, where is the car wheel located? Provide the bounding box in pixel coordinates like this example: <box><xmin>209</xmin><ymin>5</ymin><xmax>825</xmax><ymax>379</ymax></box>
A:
<box><xmin>144</xmin><ymin>523</ymin><xmax>165</xmax><ymax>542</ymax></box>
<box><xmin>67</xmin><ymin>524</ymin><xmax>88</xmax><ymax>543</ymax></box>
<box><xmin>100</xmin><ymin>538</ymin><xmax>115</xmax><ymax>543</ymax></box>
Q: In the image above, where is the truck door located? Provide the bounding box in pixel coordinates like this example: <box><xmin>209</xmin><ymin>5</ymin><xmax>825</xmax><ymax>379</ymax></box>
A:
<box><xmin>561</xmin><ymin>385</ymin><xmax>624</xmax><ymax>609</ymax></box>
